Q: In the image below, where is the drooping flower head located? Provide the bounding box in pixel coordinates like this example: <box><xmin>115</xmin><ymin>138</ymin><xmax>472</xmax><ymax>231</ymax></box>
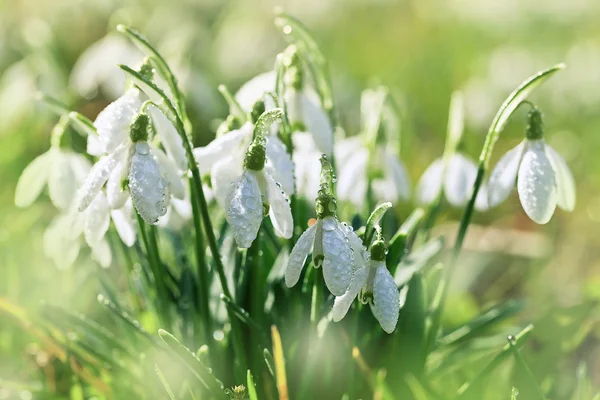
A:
<box><xmin>285</xmin><ymin>155</ymin><xmax>362</xmax><ymax>296</ymax></box>
<box><xmin>223</xmin><ymin>108</ymin><xmax>293</xmax><ymax>248</ymax></box>
<box><xmin>487</xmin><ymin>106</ymin><xmax>576</xmax><ymax>224</ymax></box>
<box><xmin>331</xmin><ymin>235</ymin><xmax>401</xmax><ymax>334</ymax></box>
<box><xmin>336</xmin><ymin>87</ymin><xmax>411</xmax><ymax>209</ymax></box>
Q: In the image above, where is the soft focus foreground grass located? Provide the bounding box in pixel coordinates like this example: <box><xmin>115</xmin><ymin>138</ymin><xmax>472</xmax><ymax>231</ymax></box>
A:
<box><xmin>1</xmin><ymin>0</ymin><xmax>600</xmax><ymax>397</ymax></box>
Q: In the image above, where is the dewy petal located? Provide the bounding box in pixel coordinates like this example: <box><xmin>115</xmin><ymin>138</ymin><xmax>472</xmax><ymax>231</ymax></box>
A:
<box><xmin>15</xmin><ymin>150</ymin><xmax>52</xmax><ymax>208</ymax></box>
<box><xmin>300</xmin><ymin>89</ymin><xmax>334</xmax><ymax>154</ymax></box>
<box><xmin>517</xmin><ymin>140</ymin><xmax>557</xmax><ymax>224</ymax></box>
<box><xmin>322</xmin><ymin>217</ymin><xmax>354</xmax><ymax>296</ymax></box>
<box><xmin>225</xmin><ymin>170</ymin><xmax>264</xmax><ymax>248</ymax></box>
<box><xmin>487</xmin><ymin>141</ymin><xmax>525</xmax><ymax>208</ymax></box>
<box><xmin>193</xmin><ymin>122</ymin><xmax>252</xmax><ymax>174</ymax></box>
<box><xmin>266</xmin><ymin>173</ymin><xmax>293</xmax><ymax>239</ymax></box>
<box><xmin>337</xmin><ymin>148</ymin><xmax>369</xmax><ymax>208</ymax></box>
<box><xmin>94</xmin><ymin>88</ymin><xmax>142</xmax><ymax>153</ymax></box>
<box><xmin>332</xmin><ymin>266</ymin><xmax>369</xmax><ymax>322</ymax></box>
<box><xmin>149</xmin><ymin>105</ymin><xmax>188</xmax><ymax>171</ymax></box>
<box><xmin>444</xmin><ymin>153</ymin><xmax>477</xmax><ymax>207</ymax></box>
<box><xmin>545</xmin><ymin>144</ymin><xmax>576</xmax><ymax>212</ymax></box>
<box><xmin>77</xmin><ymin>145</ymin><xmax>127</xmax><ymax>212</ymax></box>
<box><xmin>285</xmin><ymin>223</ymin><xmax>317</xmax><ymax>288</ymax></box>
<box><xmin>84</xmin><ymin>192</ymin><xmax>110</xmax><ymax>246</ymax></box>
<box><xmin>341</xmin><ymin>224</ymin><xmax>370</xmax><ymax>269</ymax></box>
<box><xmin>234</xmin><ymin>71</ymin><xmax>276</xmax><ymax>112</ymax></box>
<box><xmin>152</xmin><ymin>147</ymin><xmax>185</xmax><ymax>200</ymax></box>
<box><xmin>416</xmin><ymin>158</ymin><xmax>444</xmax><ymax>205</ymax></box>
<box><xmin>128</xmin><ymin>142</ymin><xmax>170</xmax><ymax>225</ymax></box>
<box><xmin>370</xmin><ymin>260</ymin><xmax>400</xmax><ymax>334</ymax></box>
<box><xmin>211</xmin><ymin>155</ymin><xmax>244</xmax><ymax>208</ymax></box>
<box><xmin>90</xmin><ymin>238</ymin><xmax>112</xmax><ymax>268</ymax></box>
<box><xmin>265</xmin><ymin>135</ymin><xmax>295</xmax><ymax>195</ymax></box>
<box><xmin>110</xmin><ymin>204</ymin><xmax>136</xmax><ymax>247</ymax></box>
<box><xmin>106</xmin><ymin>150</ymin><xmax>130</xmax><ymax>209</ymax></box>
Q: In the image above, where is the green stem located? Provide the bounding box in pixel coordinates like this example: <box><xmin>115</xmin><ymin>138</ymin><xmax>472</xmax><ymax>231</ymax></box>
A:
<box><xmin>310</xmin><ymin>271</ymin><xmax>323</xmax><ymax>327</ymax></box>
<box><xmin>189</xmin><ymin>178</ymin><xmax>211</xmax><ymax>346</ymax></box>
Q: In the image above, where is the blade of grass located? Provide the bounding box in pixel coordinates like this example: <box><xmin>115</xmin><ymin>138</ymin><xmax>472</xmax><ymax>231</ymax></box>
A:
<box><xmin>271</xmin><ymin>325</ymin><xmax>288</xmax><ymax>400</ymax></box>
<box><xmin>507</xmin><ymin>335</ymin><xmax>546</xmax><ymax>400</ymax></box>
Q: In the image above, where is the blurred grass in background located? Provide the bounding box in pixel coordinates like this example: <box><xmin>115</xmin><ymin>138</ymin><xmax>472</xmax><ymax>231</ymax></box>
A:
<box><xmin>1</xmin><ymin>0</ymin><xmax>600</xmax><ymax>398</ymax></box>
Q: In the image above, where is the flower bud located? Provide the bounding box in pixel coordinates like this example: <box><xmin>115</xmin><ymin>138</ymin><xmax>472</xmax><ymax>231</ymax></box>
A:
<box><xmin>129</xmin><ymin>113</ymin><xmax>152</xmax><ymax>143</ymax></box>
<box><xmin>525</xmin><ymin>107</ymin><xmax>544</xmax><ymax>140</ymax></box>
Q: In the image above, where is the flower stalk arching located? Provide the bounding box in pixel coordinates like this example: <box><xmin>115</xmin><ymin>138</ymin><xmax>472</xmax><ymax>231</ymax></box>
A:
<box><xmin>118</xmin><ymin>64</ymin><xmax>247</xmax><ymax>378</ymax></box>
<box><xmin>425</xmin><ymin>64</ymin><xmax>565</xmax><ymax>355</ymax></box>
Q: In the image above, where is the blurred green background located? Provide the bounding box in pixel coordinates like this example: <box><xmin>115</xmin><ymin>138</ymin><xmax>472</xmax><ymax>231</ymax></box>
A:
<box><xmin>1</xmin><ymin>0</ymin><xmax>600</xmax><ymax>397</ymax></box>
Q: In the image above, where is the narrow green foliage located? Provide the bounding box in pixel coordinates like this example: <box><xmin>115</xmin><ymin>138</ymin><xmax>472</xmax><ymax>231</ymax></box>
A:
<box><xmin>156</xmin><ymin>364</ymin><xmax>178</xmax><ymax>400</ymax></box>
<box><xmin>246</xmin><ymin>370</ymin><xmax>258</xmax><ymax>400</ymax></box>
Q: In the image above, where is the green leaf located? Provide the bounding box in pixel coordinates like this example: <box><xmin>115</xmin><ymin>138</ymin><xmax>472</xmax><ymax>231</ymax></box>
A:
<box><xmin>97</xmin><ymin>294</ymin><xmax>157</xmax><ymax>347</ymax></box>
<box><xmin>158</xmin><ymin>329</ymin><xmax>225</xmax><ymax>397</ymax></box>
<box><xmin>393</xmin><ymin>236</ymin><xmax>444</xmax><ymax>282</ymax></box>
<box><xmin>263</xmin><ymin>348</ymin><xmax>276</xmax><ymax>377</ymax></box>
<box><xmin>438</xmin><ymin>300</ymin><xmax>524</xmax><ymax>348</ymax></box>
<box><xmin>246</xmin><ymin>370</ymin><xmax>258</xmax><ymax>400</ymax></box>
<box><xmin>387</xmin><ymin>208</ymin><xmax>425</xmax><ymax>270</ymax></box>
<box><xmin>155</xmin><ymin>364</ymin><xmax>177</xmax><ymax>400</ymax></box>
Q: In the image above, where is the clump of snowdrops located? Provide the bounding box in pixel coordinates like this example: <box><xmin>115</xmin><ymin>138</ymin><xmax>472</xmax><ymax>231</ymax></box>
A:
<box><xmin>7</xmin><ymin>13</ymin><xmax>581</xmax><ymax>400</ymax></box>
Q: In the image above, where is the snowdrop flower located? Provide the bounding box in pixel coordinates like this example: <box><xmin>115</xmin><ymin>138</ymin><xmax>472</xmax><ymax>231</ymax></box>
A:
<box><xmin>15</xmin><ymin>119</ymin><xmax>90</xmax><ymax>210</ymax></box>
<box><xmin>78</xmin><ymin>112</ymin><xmax>184</xmax><ymax>225</ymax></box>
<box><xmin>285</xmin><ymin>155</ymin><xmax>357</xmax><ymax>296</ymax></box>
<box><xmin>292</xmin><ymin>132</ymin><xmax>322</xmax><ymax>201</ymax></box>
<box><xmin>416</xmin><ymin>152</ymin><xmax>489</xmax><ymax>211</ymax></box>
<box><xmin>193</xmin><ymin>103</ymin><xmax>294</xmax><ymax>203</ymax></box>
<box><xmin>332</xmin><ymin>240</ymin><xmax>400</xmax><ymax>333</ymax></box>
<box><xmin>222</xmin><ymin>109</ymin><xmax>293</xmax><ymax>248</ymax></box>
<box><xmin>487</xmin><ymin>108</ymin><xmax>575</xmax><ymax>224</ymax></box>
<box><xmin>234</xmin><ymin>63</ymin><xmax>334</xmax><ymax>155</ymax></box>
<box><xmin>336</xmin><ymin>137</ymin><xmax>411</xmax><ymax>209</ymax></box>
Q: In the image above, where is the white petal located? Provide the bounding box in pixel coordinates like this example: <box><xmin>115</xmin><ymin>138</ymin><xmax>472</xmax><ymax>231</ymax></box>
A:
<box><xmin>111</xmin><ymin>205</ymin><xmax>136</xmax><ymax>247</ymax></box>
<box><xmin>171</xmin><ymin>196</ymin><xmax>193</xmax><ymax>220</ymax></box>
<box><xmin>211</xmin><ymin>156</ymin><xmax>244</xmax><ymax>208</ymax></box>
<box><xmin>68</xmin><ymin>153</ymin><xmax>92</xmax><ymax>183</ymax></box>
<box><xmin>385</xmin><ymin>150</ymin><xmax>412</xmax><ymax>201</ymax></box>
<box><xmin>293</xmin><ymin>133</ymin><xmax>321</xmax><ymax>201</ymax></box>
<box><xmin>77</xmin><ymin>145</ymin><xmax>127</xmax><ymax>211</ymax></box>
<box><xmin>474</xmin><ymin>183</ymin><xmax>490</xmax><ymax>212</ymax></box>
<box><xmin>337</xmin><ymin>149</ymin><xmax>369</xmax><ymax>208</ymax></box>
<box><xmin>90</xmin><ymin>238</ymin><xmax>112</xmax><ymax>268</ymax></box>
<box><xmin>332</xmin><ymin>266</ymin><xmax>369</xmax><ymax>322</ymax></box>
<box><xmin>545</xmin><ymin>144</ymin><xmax>576</xmax><ymax>212</ymax></box>
<box><xmin>84</xmin><ymin>192</ymin><xmax>110</xmax><ymax>245</ymax></box>
<box><xmin>234</xmin><ymin>71</ymin><xmax>276</xmax><ymax>112</ymax></box>
<box><xmin>322</xmin><ymin>218</ymin><xmax>354</xmax><ymax>296</ymax></box>
<box><xmin>44</xmin><ymin>214</ymin><xmax>81</xmax><ymax>269</ymax></box>
<box><xmin>335</xmin><ymin>137</ymin><xmax>363</xmax><ymax>169</ymax></box>
<box><xmin>225</xmin><ymin>170</ymin><xmax>264</xmax><ymax>248</ymax></box>
<box><xmin>152</xmin><ymin>147</ymin><xmax>185</xmax><ymax>200</ymax></box>
<box><xmin>444</xmin><ymin>153</ymin><xmax>477</xmax><ymax>207</ymax></box>
<box><xmin>265</xmin><ymin>135</ymin><xmax>295</xmax><ymax>195</ymax></box>
<box><xmin>149</xmin><ymin>105</ymin><xmax>188</xmax><ymax>171</ymax></box>
<box><xmin>416</xmin><ymin>158</ymin><xmax>444</xmax><ymax>205</ymax></box>
<box><xmin>285</xmin><ymin>223</ymin><xmax>317</xmax><ymax>288</ymax></box>
<box><xmin>94</xmin><ymin>88</ymin><xmax>142</xmax><ymax>153</ymax></box>
<box><xmin>15</xmin><ymin>150</ymin><xmax>52</xmax><ymax>208</ymax></box>
<box><xmin>300</xmin><ymin>89</ymin><xmax>334</xmax><ymax>155</ymax></box>
<box><xmin>342</xmin><ymin>224</ymin><xmax>370</xmax><ymax>269</ymax></box>
<box><xmin>517</xmin><ymin>140</ymin><xmax>557</xmax><ymax>224</ymax></box>
<box><xmin>193</xmin><ymin>122</ymin><xmax>252</xmax><ymax>174</ymax></box>
<box><xmin>266</xmin><ymin>173</ymin><xmax>293</xmax><ymax>239</ymax></box>
<box><xmin>371</xmin><ymin>261</ymin><xmax>400</xmax><ymax>334</ymax></box>
<box><xmin>87</xmin><ymin>133</ymin><xmax>104</xmax><ymax>157</ymax></box>
<box><xmin>487</xmin><ymin>141</ymin><xmax>525</xmax><ymax>208</ymax></box>
<box><xmin>106</xmin><ymin>150</ymin><xmax>130</xmax><ymax>209</ymax></box>
<box><xmin>129</xmin><ymin>142</ymin><xmax>170</xmax><ymax>225</ymax></box>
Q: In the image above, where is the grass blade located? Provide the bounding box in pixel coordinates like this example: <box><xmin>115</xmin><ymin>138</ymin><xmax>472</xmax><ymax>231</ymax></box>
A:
<box><xmin>271</xmin><ymin>325</ymin><xmax>288</xmax><ymax>400</ymax></box>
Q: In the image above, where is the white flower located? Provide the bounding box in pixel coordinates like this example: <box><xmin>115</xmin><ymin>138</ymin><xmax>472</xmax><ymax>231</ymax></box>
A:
<box><xmin>285</xmin><ymin>217</ymin><xmax>356</xmax><ymax>296</ymax></box>
<box><xmin>44</xmin><ymin>194</ymin><xmax>137</xmax><ymax>269</ymax></box>
<box><xmin>331</xmin><ymin>241</ymin><xmax>400</xmax><ymax>334</ymax></box>
<box><xmin>487</xmin><ymin>139</ymin><xmax>575</xmax><ymax>224</ymax></box>
<box><xmin>336</xmin><ymin>137</ymin><xmax>411</xmax><ymax>209</ymax></box>
<box><xmin>78</xmin><ymin>111</ymin><xmax>185</xmax><ymax>225</ymax></box>
<box><xmin>15</xmin><ymin>148</ymin><xmax>90</xmax><ymax>210</ymax></box>
<box><xmin>416</xmin><ymin>153</ymin><xmax>489</xmax><ymax>211</ymax></box>
<box><xmin>234</xmin><ymin>71</ymin><xmax>334</xmax><ymax>154</ymax></box>
<box><xmin>225</xmin><ymin>168</ymin><xmax>293</xmax><ymax>248</ymax></box>
<box><xmin>70</xmin><ymin>34</ymin><xmax>143</xmax><ymax>100</ymax></box>
<box><xmin>193</xmin><ymin>121</ymin><xmax>295</xmax><ymax>202</ymax></box>
<box><xmin>292</xmin><ymin>132</ymin><xmax>321</xmax><ymax>202</ymax></box>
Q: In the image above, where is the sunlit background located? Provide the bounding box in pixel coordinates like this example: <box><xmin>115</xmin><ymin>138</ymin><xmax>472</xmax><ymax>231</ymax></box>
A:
<box><xmin>2</xmin><ymin>0</ymin><xmax>600</xmax><ymax>398</ymax></box>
